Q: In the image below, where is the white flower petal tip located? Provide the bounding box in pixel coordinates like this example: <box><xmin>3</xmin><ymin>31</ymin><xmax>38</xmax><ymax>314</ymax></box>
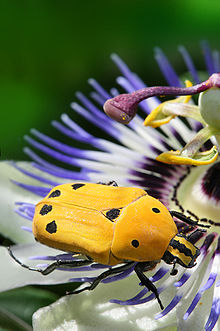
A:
<box><xmin>156</xmin><ymin>146</ymin><xmax>219</xmax><ymax>166</ymax></box>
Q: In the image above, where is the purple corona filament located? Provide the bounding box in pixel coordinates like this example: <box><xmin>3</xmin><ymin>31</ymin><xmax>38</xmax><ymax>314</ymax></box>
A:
<box><xmin>103</xmin><ymin>73</ymin><xmax>220</xmax><ymax>124</ymax></box>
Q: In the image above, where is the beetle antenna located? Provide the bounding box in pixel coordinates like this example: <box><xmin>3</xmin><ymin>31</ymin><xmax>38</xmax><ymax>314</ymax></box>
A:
<box><xmin>170</xmin><ymin>211</ymin><xmax>210</xmax><ymax>228</ymax></box>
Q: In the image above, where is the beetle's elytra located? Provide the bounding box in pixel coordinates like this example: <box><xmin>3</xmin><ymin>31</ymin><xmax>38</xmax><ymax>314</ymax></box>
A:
<box><xmin>10</xmin><ymin>181</ymin><xmax>205</xmax><ymax>310</ymax></box>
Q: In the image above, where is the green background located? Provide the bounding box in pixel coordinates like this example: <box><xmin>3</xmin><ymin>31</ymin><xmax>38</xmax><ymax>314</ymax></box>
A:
<box><xmin>1</xmin><ymin>0</ymin><xmax>220</xmax><ymax>161</ymax></box>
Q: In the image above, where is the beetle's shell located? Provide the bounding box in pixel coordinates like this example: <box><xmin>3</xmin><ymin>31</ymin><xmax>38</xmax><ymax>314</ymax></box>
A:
<box><xmin>33</xmin><ymin>183</ymin><xmax>178</xmax><ymax>265</ymax></box>
<box><xmin>111</xmin><ymin>195</ymin><xmax>178</xmax><ymax>262</ymax></box>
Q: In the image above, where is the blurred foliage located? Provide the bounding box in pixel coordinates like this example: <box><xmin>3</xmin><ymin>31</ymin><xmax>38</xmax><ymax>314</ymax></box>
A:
<box><xmin>0</xmin><ymin>0</ymin><xmax>220</xmax><ymax>160</ymax></box>
<box><xmin>0</xmin><ymin>286</ymin><xmax>58</xmax><ymax>328</ymax></box>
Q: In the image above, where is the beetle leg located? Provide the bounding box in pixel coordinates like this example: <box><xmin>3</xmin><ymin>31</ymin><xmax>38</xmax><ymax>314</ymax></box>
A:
<box><xmin>8</xmin><ymin>246</ymin><xmax>92</xmax><ymax>275</ymax></box>
<box><xmin>134</xmin><ymin>262</ymin><xmax>164</xmax><ymax>310</ymax></box>
<box><xmin>170</xmin><ymin>258</ymin><xmax>178</xmax><ymax>276</ymax></box>
<box><xmin>170</xmin><ymin>210</ymin><xmax>210</xmax><ymax>228</ymax></box>
<box><xmin>67</xmin><ymin>262</ymin><xmax>134</xmax><ymax>295</ymax></box>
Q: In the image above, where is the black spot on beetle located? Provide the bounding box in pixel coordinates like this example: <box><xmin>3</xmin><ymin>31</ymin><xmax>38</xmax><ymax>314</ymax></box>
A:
<box><xmin>131</xmin><ymin>239</ymin><xmax>139</xmax><ymax>248</ymax></box>
<box><xmin>46</xmin><ymin>220</ymin><xmax>57</xmax><ymax>234</ymax></box>
<box><xmin>72</xmin><ymin>183</ymin><xmax>85</xmax><ymax>190</ymax></box>
<box><xmin>49</xmin><ymin>190</ymin><xmax>61</xmax><ymax>198</ymax></box>
<box><xmin>152</xmin><ymin>207</ymin><xmax>160</xmax><ymax>213</ymax></box>
<box><xmin>40</xmin><ymin>204</ymin><xmax>52</xmax><ymax>215</ymax></box>
<box><xmin>106</xmin><ymin>208</ymin><xmax>121</xmax><ymax>221</ymax></box>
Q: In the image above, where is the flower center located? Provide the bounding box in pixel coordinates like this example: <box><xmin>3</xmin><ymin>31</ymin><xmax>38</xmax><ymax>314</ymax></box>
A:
<box><xmin>170</xmin><ymin>162</ymin><xmax>220</xmax><ymax>233</ymax></box>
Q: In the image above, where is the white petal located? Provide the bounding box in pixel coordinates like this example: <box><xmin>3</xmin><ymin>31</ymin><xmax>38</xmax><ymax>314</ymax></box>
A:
<box><xmin>0</xmin><ymin>243</ymin><xmax>95</xmax><ymax>291</ymax></box>
<box><xmin>33</xmin><ymin>275</ymin><xmax>176</xmax><ymax>331</ymax></box>
<box><xmin>0</xmin><ymin>161</ymin><xmax>66</xmax><ymax>243</ymax></box>
<box><xmin>0</xmin><ymin>161</ymin><xmax>38</xmax><ymax>243</ymax></box>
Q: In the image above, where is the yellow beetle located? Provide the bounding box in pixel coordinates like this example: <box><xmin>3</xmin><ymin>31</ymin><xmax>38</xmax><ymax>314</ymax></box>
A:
<box><xmin>9</xmin><ymin>181</ymin><xmax>206</xmax><ymax>310</ymax></box>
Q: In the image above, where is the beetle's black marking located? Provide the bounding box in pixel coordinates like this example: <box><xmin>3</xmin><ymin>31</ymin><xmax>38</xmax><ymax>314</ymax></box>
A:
<box><xmin>72</xmin><ymin>183</ymin><xmax>85</xmax><ymax>190</ymax></box>
<box><xmin>152</xmin><ymin>207</ymin><xmax>160</xmax><ymax>213</ymax></box>
<box><xmin>49</xmin><ymin>190</ymin><xmax>61</xmax><ymax>198</ymax></box>
<box><xmin>40</xmin><ymin>204</ymin><xmax>52</xmax><ymax>215</ymax></box>
<box><xmin>169</xmin><ymin>237</ymin><xmax>193</xmax><ymax>257</ymax></box>
<box><xmin>46</xmin><ymin>220</ymin><xmax>57</xmax><ymax>234</ymax></box>
<box><xmin>97</xmin><ymin>180</ymin><xmax>118</xmax><ymax>186</ymax></box>
<box><xmin>131</xmin><ymin>239</ymin><xmax>139</xmax><ymax>248</ymax></box>
<box><xmin>106</xmin><ymin>208</ymin><xmax>121</xmax><ymax>221</ymax></box>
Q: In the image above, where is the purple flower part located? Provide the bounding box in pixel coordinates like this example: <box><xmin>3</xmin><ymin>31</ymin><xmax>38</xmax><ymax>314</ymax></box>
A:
<box><xmin>201</xmin><ymin>41</ymin><xmax>216</xmax><ymax>75</ymax></box>
<box><xmin>110</xmin><ymin>286</ymin><xmax>164</xmax><ymax>306</ymax></box>
<box><xmin>155</xmin><ymin>295</ymin><xmax>182</xmax><ymax>319</ymax></box>
<box><xmin>70</xmin><ymin>102</ymin><xmax>119</xmax><ymax>139</ymax></box>
<box><xmin>15</xmin><ymin>202</ymin><xmax>35</xmax><ymax>221</ymax></box>
<box><xmin>59</xmin><ymin>113</ymin><xmax>92</xmax><ymax>138</ymax></box>
<box><xmin>111</xmin><ymin>54</ymin><xmax>146</xmax><ymax>91</ymax></box>
<box><xmin>110</xmin><ymin>88</ymin><xmax>119</xmax><ymax>97</ymax></box>
<box><xmin>170</xmin><ymin>127</ymin><xmax>187</xmax><ymax>148</ymax></box>
<box><xmin>90</xmin><ymin>92</ymin><xmax>106</xmax><ymax>106</ymax></box>
<box><xmin>200</xmin><ymin>233</ymin><xmax>218</xmax><ymax>253</ymax></box>
<box><xmin>29</xmin><ymin>129</ymin><xmax>88</xmax><ymax>158</ymax></box>
<box><xmin>12</xmin><ymin>180</ymin><xmax>50</xmax><ymax>197</ymax></box>
<box><xmin>53</xmin><ymin>119</ymin><xmax>93</xmax><ymax>142</ymax></box>
<box><xmin>19</xmin><ymin>205</ymin><xmax>35</xmax><ymax>217</ymax></box>
<box><xmin>186</xmin><ymin>229</ymin><xmax>207</xmax><ymax>245</ymax></box>
<box><xmin>24</xmin><ymin>147</ymin><xmax>75</xmax><ymax>175</ymax></box>
<box><xmin>32</xmin><ymin>162</ymin><xmax>89</xmax><ymax>181</ymax></box>
<box><xmin>21</xmin><ymin>226</ymin><xmax>32</xmax><ymax>233</ymax></box>
<box><xmin>76</xmin><ymin>91</ymin><xmax>110</xmax><ymax>122</ymax></box>
<box><xmin>205</xmin><ymin>298</ymin><xmax>220</xmax><ymax>331</ymax></box>
<box><xmin>184</xmin><ymin>272</ymin><xmax>217</xmax><ymax>320</ymax></box>
<box><xmin>15</xmin><ymin>202</ymin><xmax>35</xmax><ymax>207</ymax></box>
<box><xmin>151</xmin><ymin>267</ymin><xmax>169</xmax><ymax>282</ymax></box>
<box><xmin>11</xmin><ymin>161</ymin><xmax>59</xmax><ymax>187</ymax></box>
<box><xmin>154</xmin><ymin>48</ymin><xmax>182</xmax><ymax>87</ymax></box>
<box><xmin>88</xmin><ymin>78</ymin><xmax>111</xmax><ymax>100</ymax></box>
<box><xmin>103</xmin><ymin>73</ymin><xmax>220</xmax><ymax>124</ymax></box>
<box><xmin>30</xmin><ymin>253</ymin><xmax>80</xmax><ymax>261</ymax></box>
<box><xmin>201</xmin><ymin>162</ymin><xmax>220</xmax><ymax>204</ymax></box>
<box><xmin>213</xmin><ymin>50</ymin><xmax>220</xmax><ymax>72</ymax></box>
<box><xmin>178</xmin><ymin>46</ymin><xmax>200</xmax><ymax>84</ymax></box>
<box><xmin>174</xmin><ymin>272</ymin><xmax>190</xmax><ymax>287</ymax></box>
<box><xmin>110</xmin><ymin>267</ymin><xmax>168</xmax><ymax>305</ymax></box>
<box><xmin>24</xmin><ymin>135</ymin><xmax>82</xmax><ymax>168</ymax></box>
<box><xmin>90</xmin><ymin>263</ymin><xmax>114</xmax><ymax>269</ymax></box>
<box><xmin>102</xmin><ymin>264</ymin><xmax>135</xmax><ymax>284</ymax></box>
<box><xmin>111</xmin><ymin>54</ymin><xmax>159</xmax><ymax>113</ymax></box>
<box><xmin>69</xmin><ymin>276</ymin><xmax>97</xmax><ymax>283</ymax></box>
<box><xmin>51</xmin><ymin>120</ymin><xmax>93</xmax><ymax>144</ymax></box>
<box><xmin>57</xmin><ymin>266</ymin><xmax>96</xmax><ymax>272</ymax></box>
<box><xmin>118</xmin><ymin>288</ymin><xmax>150</xmax><ymax>305</ymax></box>
<box><xmin>15</xmin><ymin>209</ymin><xmax>32</xmax><ymax>221</ymax></box>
